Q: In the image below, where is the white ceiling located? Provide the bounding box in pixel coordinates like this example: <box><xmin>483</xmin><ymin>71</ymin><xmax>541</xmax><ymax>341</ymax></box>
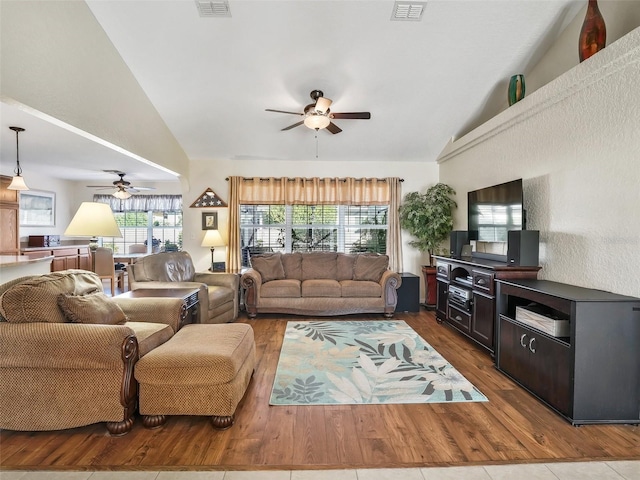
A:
<box><xmin>1</xmin><ymin>0</ymin><xmax>584</xmax><ymax>182</ymax></box>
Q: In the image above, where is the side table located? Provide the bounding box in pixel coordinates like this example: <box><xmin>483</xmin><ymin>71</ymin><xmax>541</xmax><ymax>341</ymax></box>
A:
<box><xmin>117</xmin><ymin>288</ymin><xmax>200</xmax><ymax>329</ymax></box>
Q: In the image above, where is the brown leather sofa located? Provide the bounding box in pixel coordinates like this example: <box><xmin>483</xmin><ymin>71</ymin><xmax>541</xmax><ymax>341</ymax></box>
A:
<box><xmin>128</xmin><ymin>251</ymin><xmax>239</xmax><ymax>324</ymax></box>
<box><xmin>0</xmin><ymin>270</ymin><xmax>185</xmax><ymax>435</ymax></box>
<box><xmin>241</xmin><ymin>252</ymin><xmax>401</xmax><ymax>318</ymax></box>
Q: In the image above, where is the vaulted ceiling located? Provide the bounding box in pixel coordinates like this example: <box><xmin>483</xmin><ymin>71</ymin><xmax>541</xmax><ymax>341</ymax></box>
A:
<box><xmin>0</xmin><ymin>1</ymin><xmax>584</xmax><ymax>183</ymax></box>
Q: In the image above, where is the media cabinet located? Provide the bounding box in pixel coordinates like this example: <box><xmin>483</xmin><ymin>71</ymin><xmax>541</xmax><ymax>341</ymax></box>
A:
<box><xmin>495</xmin><ymin>279</ymin><xmax>640</xmax><ymax>425</ymax></box>
<box><xmin>432</xmin><ymin>255</ymin><xmax>540</xmax><ymax>354</ymax></box>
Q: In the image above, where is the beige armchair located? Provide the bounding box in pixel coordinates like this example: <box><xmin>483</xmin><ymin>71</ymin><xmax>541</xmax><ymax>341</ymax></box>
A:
<box><xmin>0</xmin><ymin>270</ymin><xmax>186</xmax><ymax>435</ymax></box>
<box><xmin>128</xmin><ymin>251</ymin><xmax>239</xmax><ymax>324</ymax></box>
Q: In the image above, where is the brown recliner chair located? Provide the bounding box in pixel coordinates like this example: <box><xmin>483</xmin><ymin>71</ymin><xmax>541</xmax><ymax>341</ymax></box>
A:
<box><xmin>128</xmin><ymin>251</ymin><xmax>239</xmax><ymax>324</ymax></box>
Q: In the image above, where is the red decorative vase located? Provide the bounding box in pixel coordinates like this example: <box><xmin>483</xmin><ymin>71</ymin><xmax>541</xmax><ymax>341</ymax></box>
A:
<box><xmin>579</xmin><ymin>0</ymin><xmax>606</xmax><ymax>62</ymax></box>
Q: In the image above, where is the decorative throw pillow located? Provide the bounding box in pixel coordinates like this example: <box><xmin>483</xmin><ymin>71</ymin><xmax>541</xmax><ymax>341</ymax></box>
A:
<box><xmin>57</xmin><ymin>292</ymin><xmax>128</xmax><ymax>325</ymax></box>
<box><xmin>250</xmin><ymin>253</ymin><xmax>286</xmax><ymax>282</ymax></box>
<box><xmin>336</xmin><ymin>254</ymin><xmax>358</xmax><ymax>281</ymax></box>
<box><xmin>353</xmin><ymin>254</ymin><xmax>389</xmax><ymax>282</ymax></box>
<box><xmin>281</xmin><ymin>252</ymin><xmax>302</xmax><ymax>280</ymax></box>
<box><xmin>0</xmin><ymin>270</ymin><xmax>102</xmax><ymax>323</ymax></box>
<box><xmin>301</xmin><ymin>252</ymin><xmax>337</xmax><ymax>280</ymax></box>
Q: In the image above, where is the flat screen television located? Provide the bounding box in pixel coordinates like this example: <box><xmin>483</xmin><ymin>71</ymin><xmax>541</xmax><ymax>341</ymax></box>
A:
<box><xmin>468</xmin><ymin>178</ymin><xmax>524</xmax><ymax>242</ymax></box>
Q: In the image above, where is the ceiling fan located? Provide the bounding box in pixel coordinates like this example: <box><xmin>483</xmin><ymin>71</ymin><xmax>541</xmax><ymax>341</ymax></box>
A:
<box><xmin>87</xmin><ymin>171</ymin><xmax>155</xmax><ymax>199</ymax></box>
<box><xmin>266</xmin><ymin>89</ymin><xmax>371</xmax><ymax>134</ymax></box>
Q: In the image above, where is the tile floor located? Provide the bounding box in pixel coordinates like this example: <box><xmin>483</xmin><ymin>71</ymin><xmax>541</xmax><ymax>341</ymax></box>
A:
<box><xmin>1</xmin><ymin>461</ymin><xmax>638</xmax><ymax>480</ymax></box>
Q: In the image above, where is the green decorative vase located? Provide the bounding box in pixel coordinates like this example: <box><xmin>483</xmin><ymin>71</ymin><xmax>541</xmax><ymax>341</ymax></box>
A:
<box><xmin>508</xmin><ymin>74</ymin><xmax>525</xmax><ymax>106</ymax></box>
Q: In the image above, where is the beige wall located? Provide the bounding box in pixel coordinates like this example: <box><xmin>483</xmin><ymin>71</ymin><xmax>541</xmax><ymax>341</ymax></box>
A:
<box><xmin>438</xmin><ymin>28</ymin><xmax>640</xmax><ymax>297</ymax></box>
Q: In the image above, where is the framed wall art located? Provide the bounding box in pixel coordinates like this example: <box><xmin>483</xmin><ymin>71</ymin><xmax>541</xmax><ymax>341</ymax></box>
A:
<box><xmin>19</xmin><ymin>190</ymin><xmax>56</xmax><ymax>227</ymax></box>
<box><xmin>202</xmin><ymin>212</ymin><xmax>218</xmax><ymax>230</ymax></box>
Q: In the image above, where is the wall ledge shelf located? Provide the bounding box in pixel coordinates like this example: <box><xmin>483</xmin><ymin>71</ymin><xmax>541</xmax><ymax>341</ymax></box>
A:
<box><xmin>437</xmin><ymin>27</ymin><xmax>640</xmax><ymax>164</ymax></box>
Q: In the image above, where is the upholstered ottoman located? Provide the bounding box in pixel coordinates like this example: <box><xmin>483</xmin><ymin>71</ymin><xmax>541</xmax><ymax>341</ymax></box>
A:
<box><xmin>134</xmin><ymin>323</ymin><xmax>255</xmax><ymax>429</ymax></box>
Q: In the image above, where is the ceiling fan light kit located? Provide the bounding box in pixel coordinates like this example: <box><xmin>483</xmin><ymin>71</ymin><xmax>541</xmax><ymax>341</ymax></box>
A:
<box><xmin>266</xmin><ymin>89</ymin><xmax>370</xmax><ymax>134</ymax></box>
<box><xmin>87</xmin><ymin>171</ymin><xmax>155</xmax><ymax>197</ymax></box>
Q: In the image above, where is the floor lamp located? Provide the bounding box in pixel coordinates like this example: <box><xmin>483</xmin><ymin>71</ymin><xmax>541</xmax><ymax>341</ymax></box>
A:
<box><xmin>64</xmin><ymin>202</ymin><xmax>122</xmax><ymax>272</ymax></box>
<box><xmin>201</xmin><ymin>230</ymin><xmax>226</xmax><ymax>271</ymax></box>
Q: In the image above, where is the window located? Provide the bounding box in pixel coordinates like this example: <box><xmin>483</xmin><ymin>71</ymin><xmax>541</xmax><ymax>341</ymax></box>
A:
<box><xmin>102</xmin><ymin>210</ymin><xmax>183</xmax><ymax>254</ymax></box>
<box><xmin>240</xmin><ymin>204</ymin><xmax>387</xmax><ymax>265</ymax></box>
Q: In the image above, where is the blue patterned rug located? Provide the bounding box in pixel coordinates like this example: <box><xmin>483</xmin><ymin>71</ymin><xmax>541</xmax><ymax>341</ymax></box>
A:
<box><xmin>270</xmin><ymin>320</ymin><xmax>488</xmax><ymax>405</ymax></box>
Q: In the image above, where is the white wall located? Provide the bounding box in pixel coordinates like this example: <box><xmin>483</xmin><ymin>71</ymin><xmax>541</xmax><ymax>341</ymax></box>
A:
<box><xmin>0</xmin><ymin>0</ymin><xmax>190</xmax><ymax>179</ymax></box>
<box><xmin>182</xmin><ymin>159</ymin><xmax>439</xmax><ymax>279</ymax></box>
<box><xmin>438</xmin><ymin>28</ymin><xmax>640</xmax><ymax>298</ymax></box>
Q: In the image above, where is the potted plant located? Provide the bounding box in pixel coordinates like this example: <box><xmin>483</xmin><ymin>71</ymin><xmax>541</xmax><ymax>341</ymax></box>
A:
<box><xmin>399</xmin><ymin>183</ymin><xmax>457</xmax><ymax>308</ymax></box>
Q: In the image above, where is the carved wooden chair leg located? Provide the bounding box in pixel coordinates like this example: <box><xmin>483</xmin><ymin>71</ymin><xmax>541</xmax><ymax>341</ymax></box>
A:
<box><xmin>211</xmin><ymin>415</ymin><xmax>234</xmax><ymax>430</ymax></box>
<box><xmin>142</xmin><ymin>415</ymin><xmax>167</xmax><ymax>429</ymax></box>
<box><xmin>106</xmin><ymin>417</ymin><xmax>134</xmax><ymax>436</ymax></box>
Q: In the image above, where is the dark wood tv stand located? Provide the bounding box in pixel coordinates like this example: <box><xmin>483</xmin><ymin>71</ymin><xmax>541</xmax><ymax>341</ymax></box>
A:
<box><xmin>495</xmin><ymin>279</ymin><xmax>640</xmax><ymax>424</ymax></box>
<box><xmin>432</xmin><ymin>255</ymin><xmax>540</xmax><ymax>354</ymax></box>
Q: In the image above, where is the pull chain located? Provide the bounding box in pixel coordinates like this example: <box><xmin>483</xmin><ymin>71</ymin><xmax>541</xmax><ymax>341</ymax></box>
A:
<box><xmin>315</xmin><ymin>129</ymin><xmax>319</xmax><ymax>158</ymax></box>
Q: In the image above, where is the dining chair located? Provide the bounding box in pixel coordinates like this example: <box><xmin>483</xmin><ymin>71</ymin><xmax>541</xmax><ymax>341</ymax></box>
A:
<box><xmin>128</xmin><ymin>244</ymin><xmax>147</xmax><ymax>254</ymax></box>
<box><xmin>94</xmin><ymin>247</ymin><xmax>125</xmax><ymax>296</ymax></box>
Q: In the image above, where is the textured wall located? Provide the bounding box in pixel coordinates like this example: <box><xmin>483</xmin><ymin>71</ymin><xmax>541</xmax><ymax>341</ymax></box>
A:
<box><xmin>439</xmin><ymin>29</ymin><xmax>640</xmax><ymax>298</ymax></box>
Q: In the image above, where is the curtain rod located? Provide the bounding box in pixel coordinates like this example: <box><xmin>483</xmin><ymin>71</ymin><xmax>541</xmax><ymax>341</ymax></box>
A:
<box><xmin>225</xmin><ymin>177</ymin><xmax>404</xmax><ymax>182</ymax></box>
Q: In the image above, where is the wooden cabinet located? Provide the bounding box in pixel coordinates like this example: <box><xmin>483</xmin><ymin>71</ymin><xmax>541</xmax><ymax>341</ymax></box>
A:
<box><xmin>433</xmin><ymin>255</ymin><xmax>540</xmax><ymax>354</ymax></box>
<box><xmin>22</xmin><ymin>246</ymin><xmax>91</xmax><ymax>272</ymax></box>
<box><xmin>496</xmin><ymin>279</ymin><xmax>640</xmax><ymax>425</ymax></box>
<box><xmin>0</xmin><ymin>175</ymin><xmax>20</xmax><ymax>255</ymax></box>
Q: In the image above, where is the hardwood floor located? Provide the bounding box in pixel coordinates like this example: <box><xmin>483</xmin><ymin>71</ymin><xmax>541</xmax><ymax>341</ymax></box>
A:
<box><xmin>1</xmin><ymin>311</ymin><xmax>638</xmax><ymax>471</ymax></box>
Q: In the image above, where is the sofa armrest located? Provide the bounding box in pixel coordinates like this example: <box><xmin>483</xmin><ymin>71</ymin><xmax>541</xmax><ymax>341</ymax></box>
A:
<box><xmin>112</xmin><ymin>297</ymin><xmax>186</xmax><ymax>333</ymax></box>
<box><xmin>240</xmin><ymin>269</ymin><xmax>262</xmax><ymax>317</ymax></box>
<box><xmin>194</xmin><ymin>271</ymin><xmax>239</xmax><ymax>290</ymax></box>
<box><xmin>0</xmin><ymin>322</ymin><xmax>136</xmax><ymax>370</ymax></box>
<box><xmin>380</xmin><ymin>270</ymin><xmax>402</xmax><ymax>314</ymax></box>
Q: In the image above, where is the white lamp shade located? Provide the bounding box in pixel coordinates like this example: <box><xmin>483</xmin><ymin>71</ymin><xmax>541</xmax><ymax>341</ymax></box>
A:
<box><xmin>201</xmin><ymin>230</ymin><xmax>226</xmax><ymax>247</ymax></box>
<box><xmin>7</xmin><ymin>175</ymin><xmax>29</xmax><ymax>191</ymax></box>
<box><xmin>112</xmin><ymin>189</ymin><xmax>132</xmax><ymax>199</ymax></box>
<box><xmin>64</xmin><ymin>202</ymin><xmax>122</xmax><ymax>238</ymax></box>
<box><xmin>304</xmin><ymin>114</ymin><xmax>331</xmax><ymax>130</ymax></box>
<box><xmin>315</xmin><ymin>96</ymin><xmax>332</xmax><ymax>114</ymax></box>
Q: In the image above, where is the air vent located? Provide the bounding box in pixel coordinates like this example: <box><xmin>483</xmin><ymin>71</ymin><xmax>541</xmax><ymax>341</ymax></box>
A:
<box><xmin>391</xmin><ymin>1</ymin><xmax>426</xmax><ymax>21</ymax></box>
<box><xmin>196</xmin><ymin>0</ymin><xmax>231</xmax><ymax>18</ymax></box>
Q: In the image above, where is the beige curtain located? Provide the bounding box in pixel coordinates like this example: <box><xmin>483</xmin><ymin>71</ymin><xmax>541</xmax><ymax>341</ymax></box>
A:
<box><xmin>238</xmin><ymin>177</ymin><xmax>391</xmax><ymax>205</ymax></box>
<box><xmin>226</xmin><ymin>176</ymin><xmax>242</xmax><ymax>273</ymax></box>
<box><xmin>227</xmin><ymin>176</ymin><xmax>403</xmax><ymax>271</ymax></box>
<box><xmin>387</xmin><ymin>177</ymin><xmax>403</xmax><ymax>272</ymax></box>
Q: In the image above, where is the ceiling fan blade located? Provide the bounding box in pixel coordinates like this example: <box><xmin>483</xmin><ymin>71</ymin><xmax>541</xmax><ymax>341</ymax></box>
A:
<box><xmin>326</xmin><ymin>122</ymin><xmax>342</xmax><ymax>134</ymax></box>
<box><xmin>129</xmin><ymin>186</ymin><xmax>155</xmax><ymax>191</ymax></box>
<box><xmin>266</xmin><ymin>109</ymin><xmax>303</xmax><ymax>116</ymax></box>
<box><xmin>281</xmin><ymin>121</ymin><xmax>304</xmax><ymax>131</ymax></box>
<box><xmin>87</xmin><ymin>185</ymin><xmax>116</xmax><ymax>189</ymax></box>
<box><xmin>330</xmin><ymin>112</ymin><xmax>371</xmax><ymax>120</ymax></box>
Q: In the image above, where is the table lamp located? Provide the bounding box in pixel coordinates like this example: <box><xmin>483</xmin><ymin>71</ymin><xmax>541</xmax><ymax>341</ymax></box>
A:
<box><xmin>201</xmin><ymin>230</ymin><xmax>226</xmax><ymax>271</ymax></box>
<box><xmin>64</xmin><ymin>202</ymin><xmax>122</xmax><ymax>272</ymax></box>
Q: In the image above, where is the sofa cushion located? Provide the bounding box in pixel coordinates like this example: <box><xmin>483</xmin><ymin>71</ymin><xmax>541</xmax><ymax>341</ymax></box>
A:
<box><xmin>353</xmin><ymin>254</ymin><xmax>389</xmax><ymax>282</ymax></box>
<box><xmin>336</xmin><ymin>254</ymin><xmax>357</xmax><ymax>281</ymax></box>
<box><xmin>125</xmin><ymin>321</ymin><xmax>175</xmax><ymax>357</ymax></box>
<box><xmin>0</xmin><ymin>270</ymin><xmax>102</xmax><ymax>324</ymax></box>
<box><xmin>281</xmin><ymin>252</ymin><xmax>302</xmax><ymax>280</ymax></box>
<box><xmin>301</xmin><ymin>252</ymin><xmax>337</xmax><ymax>280</ymax></box>
<box><xmin>341</xmin><ymin>280</ymin><xmax>382</xmax><ymax>298</ymax></box>
<box><xmin>261</xmin><ymin>279</ymin><xmax>301</xmax><ymax>298</ymax></box>
<box><xmin>250</xmin><ymin>253</ymin><xmax>285</xmax><ymax>282</ymax></box>
<box><xmin>57</xmin><ymin>292</ymin><xmax>128</xmax><ymax>325</ymax></box>
<box><xmin>302</xmin><ymin>279</ymin><xmax>341</xmax><ymax>298</ymax></box>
